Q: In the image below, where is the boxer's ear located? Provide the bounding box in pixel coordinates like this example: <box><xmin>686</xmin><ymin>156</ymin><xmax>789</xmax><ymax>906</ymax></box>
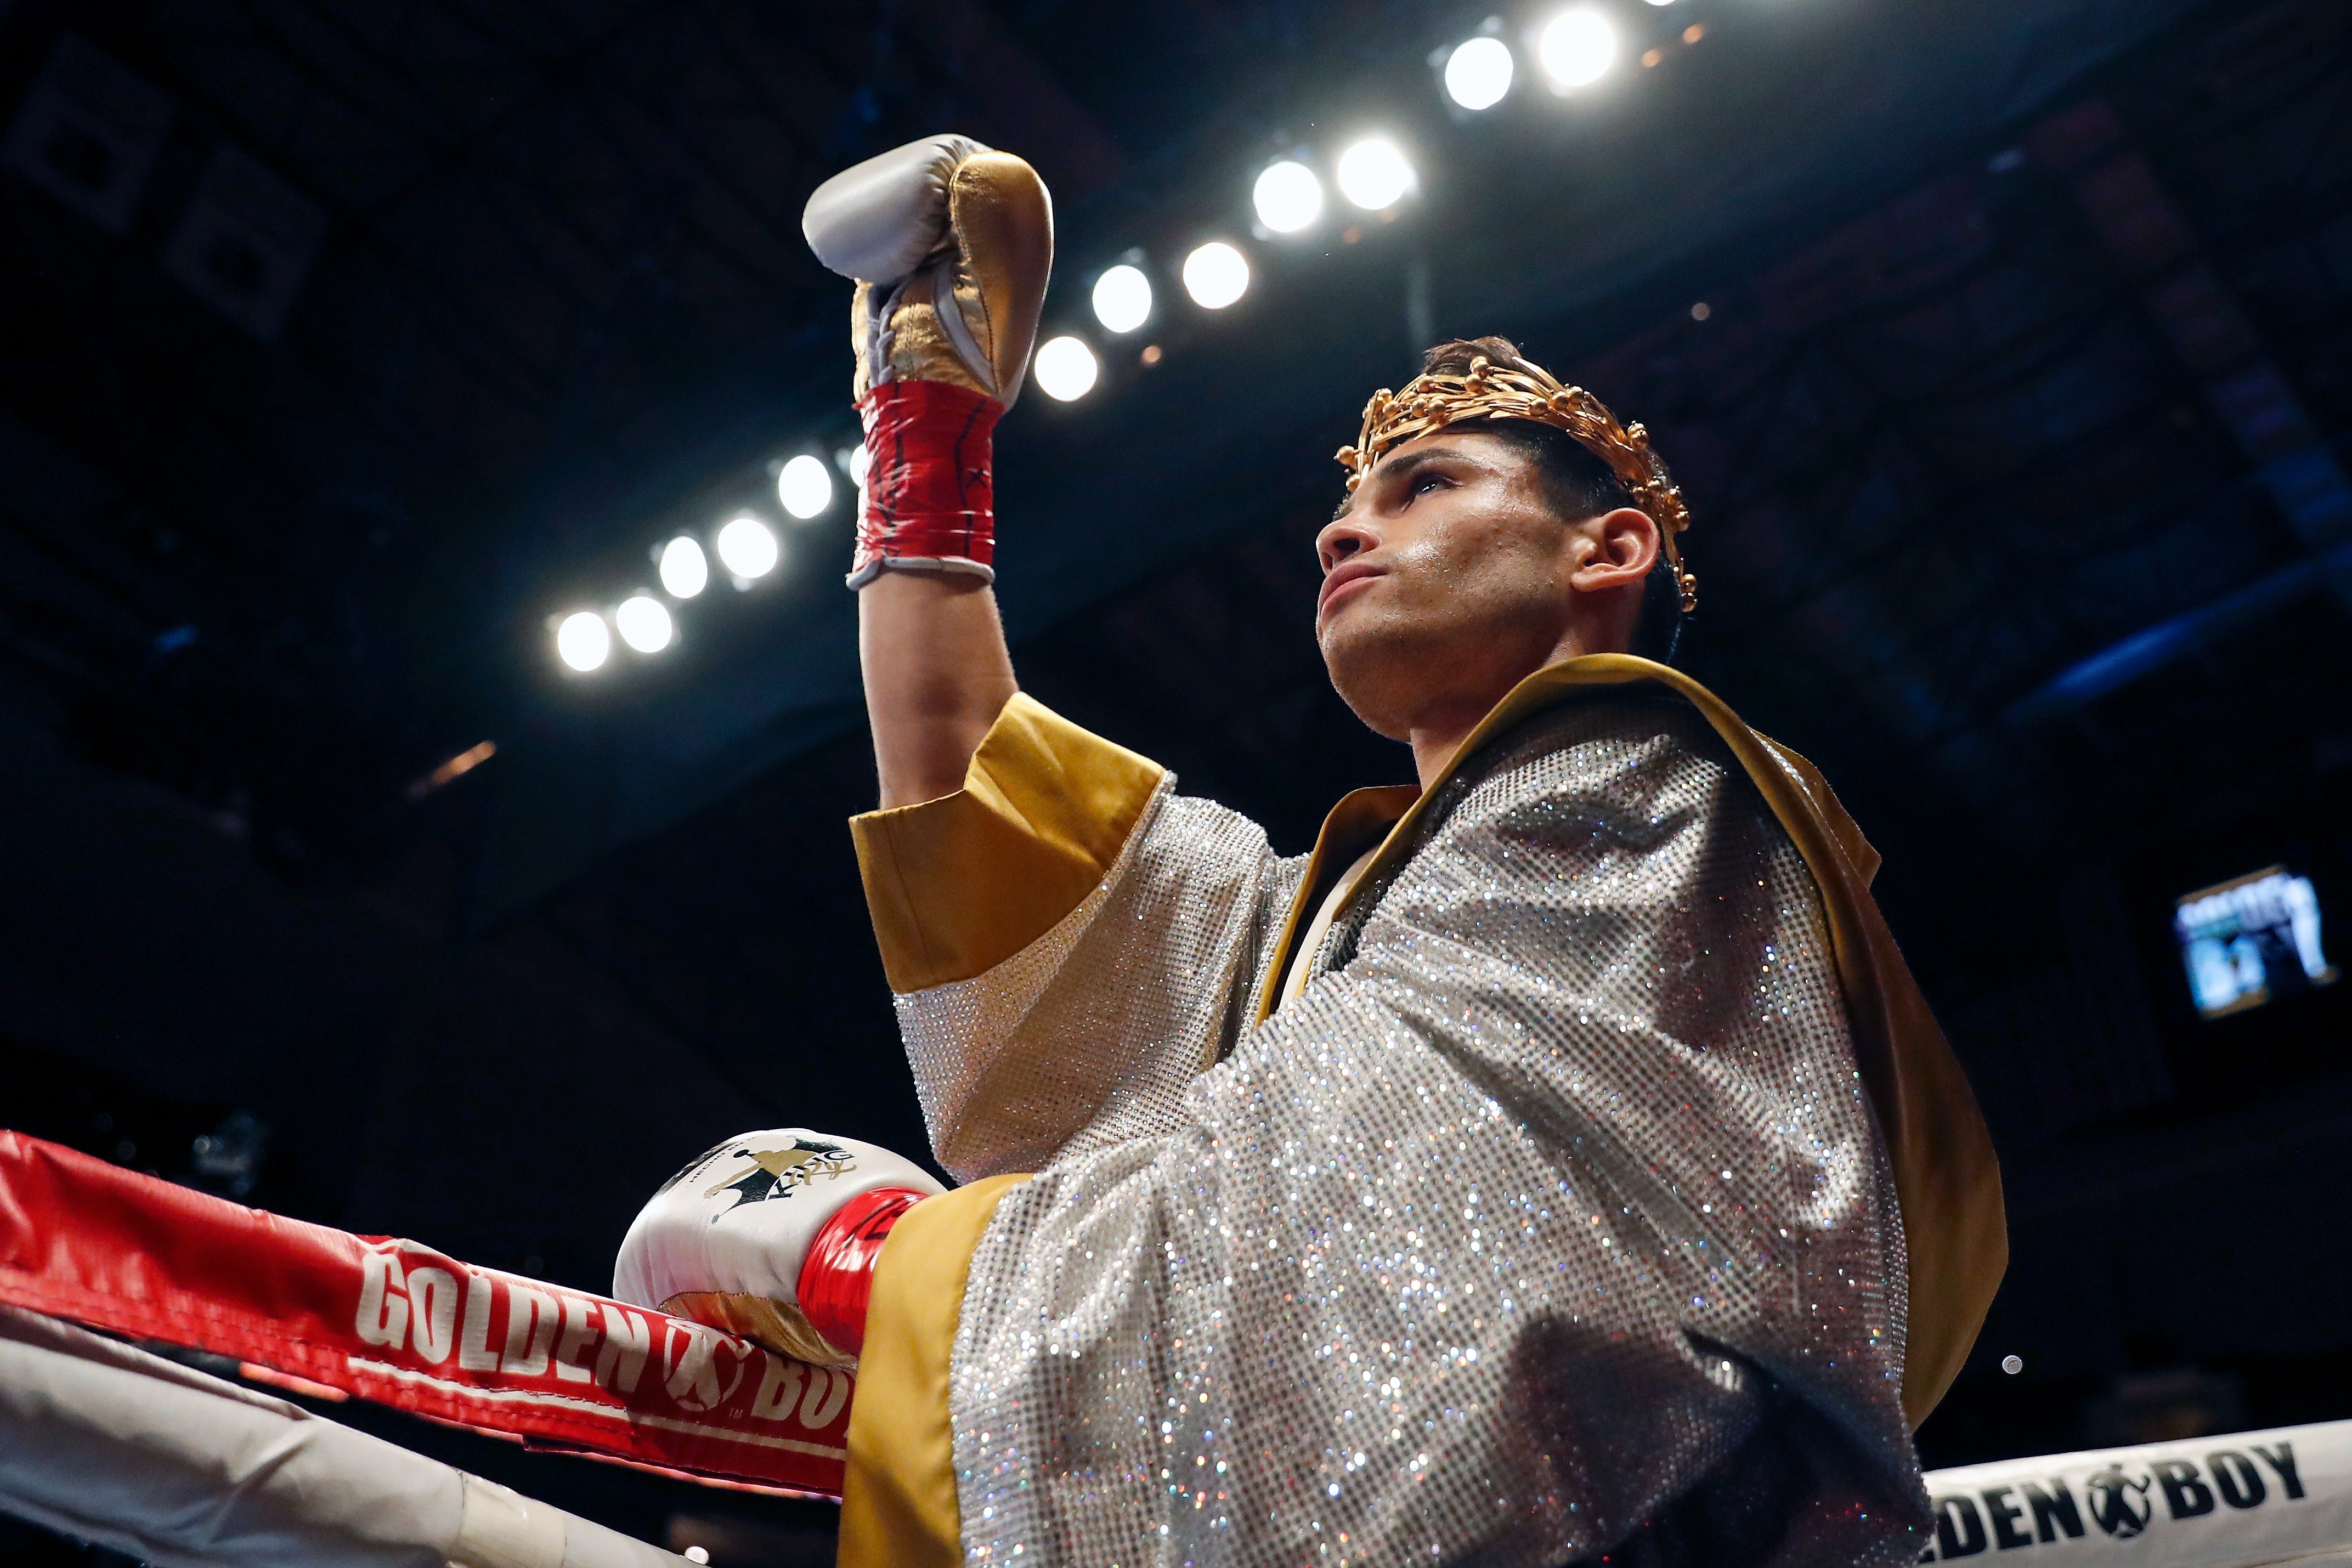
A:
<box><xmin>1568</xmin><ymin>507</ymin><xmax>1659</xmax><ymax>595</ymax></box>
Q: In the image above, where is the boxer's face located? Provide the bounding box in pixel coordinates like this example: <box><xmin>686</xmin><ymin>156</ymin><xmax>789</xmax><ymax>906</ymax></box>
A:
<box><xmin>1314</xmin><ymin>430</ymin><xmax>1655</xmax><ymax>747</ymax></box>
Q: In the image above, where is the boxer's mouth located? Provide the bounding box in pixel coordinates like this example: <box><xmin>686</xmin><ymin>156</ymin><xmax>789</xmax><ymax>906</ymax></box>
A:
<box><xmin>1318</xmin><ymin>562</ymin><xmax>1383</xmax><ymax>616</ymax></box>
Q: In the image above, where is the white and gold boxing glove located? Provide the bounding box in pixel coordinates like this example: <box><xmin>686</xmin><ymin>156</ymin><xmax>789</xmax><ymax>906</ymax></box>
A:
<box><xmin>612</xmin><ymin>1130</ymin><xmax>943</xmax><ymax>1367</ymax></box>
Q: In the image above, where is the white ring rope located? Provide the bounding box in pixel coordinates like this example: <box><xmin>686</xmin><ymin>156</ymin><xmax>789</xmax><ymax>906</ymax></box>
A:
<box><xmin>1922</xmin><ymin>1420</ymin><xmax>2352</xmax><ymax>1568</ymax></box>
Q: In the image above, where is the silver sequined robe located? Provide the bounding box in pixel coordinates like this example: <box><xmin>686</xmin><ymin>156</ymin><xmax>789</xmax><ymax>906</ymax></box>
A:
<box><xmin>891</xmin><ymin>694</ymin><xmax>1931</xmax><ymax>1568</ymax></box>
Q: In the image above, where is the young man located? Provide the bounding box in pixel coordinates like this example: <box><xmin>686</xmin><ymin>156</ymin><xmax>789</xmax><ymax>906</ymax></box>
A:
<box><xmin>730</xmin><ymin>134</ymin><xmax>2010</xmax><ymax>1568</ymax></box>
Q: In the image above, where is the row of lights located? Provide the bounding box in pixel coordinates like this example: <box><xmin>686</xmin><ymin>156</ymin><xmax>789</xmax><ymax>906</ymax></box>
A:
<box><xmin>1025</xmin><ymin>140</ymin><xmax>1406</xmax><ymax>403</ymax></box>
<box><xmin>1448</xmin><ymin>6</ymin><xmax>1655</xmax><ymax>107</ymax></box>
<box><xmin>553</xmin><ymin>454</ymin><xmax>845</xmax><ymax>671</ymax></box>
<box><xmin>552</xmin><ymin>4</ymin><xmax>1707</xmax><ymax>667</ymax></box>
<box><xmin>1024</xmin><ymin>4</ymin><xmax>1699</xmax><ymax>402</ymax></box>
<box><xmin>1024</xmin><ymin>140</ymin><xmax>1407</xmax><ymax>403</ymax></box>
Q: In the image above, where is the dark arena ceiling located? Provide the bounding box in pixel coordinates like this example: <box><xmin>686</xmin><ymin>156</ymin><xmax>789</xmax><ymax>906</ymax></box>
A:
<box><xmin>3</xmin><ymin>0</ymin><xmax>2350</xmax><ymax>1557</ymax></box>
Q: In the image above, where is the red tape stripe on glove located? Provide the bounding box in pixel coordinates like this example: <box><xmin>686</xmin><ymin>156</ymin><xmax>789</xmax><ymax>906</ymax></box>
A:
<box><xmin>796</xmin><ymin>1186</ymin><xmax>927</xmax><ymax>1359</ymax></box>
<box><xmin>850</xmin><ymin>379</ymin><xmax>1002</xmax><ymax>588</ymax></box>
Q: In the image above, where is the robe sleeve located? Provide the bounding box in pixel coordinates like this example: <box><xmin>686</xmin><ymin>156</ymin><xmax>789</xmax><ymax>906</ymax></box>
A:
<box><xmin>945</xmin><ymin>700</ymin><xmax>1932</xmax><ymax>1568</ymax></box>
<box><xmin>849</xmin><ymin>692</ymin><xmax>1305</xmax><ymax>1182</ymax></box>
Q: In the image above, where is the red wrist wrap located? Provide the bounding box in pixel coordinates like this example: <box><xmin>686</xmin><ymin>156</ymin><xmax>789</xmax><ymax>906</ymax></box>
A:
<box><xmin>850</xmin><ymin>379</ymin><xmax>1001</xmax><ymax>587</ymax></box>
<box><xmin>795</xmin><ymin>1185</ymin><xmax>929</xmax><ymax>1358</ymax></box>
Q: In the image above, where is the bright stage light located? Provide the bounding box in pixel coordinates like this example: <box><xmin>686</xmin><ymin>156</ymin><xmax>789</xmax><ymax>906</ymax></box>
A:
<box><xmin>1444</xmin><ymin>37</ymin><xmax>1516</xmax><ymax>109</ymax></box>
<box><xmin>715</xmin><ymin>515</ymin><xmax>779</xmax><ymax>580</ymax></box>
<box><xmin>615</xmin><ymin>594</ymin><xmax>673</xmax><ymax>653</ymax></box>
<box><xmin>1033</xmin><ymin>336</ymin><xmax>1100</xmax><ymax>401</ymax></box>
<box><xmin>846</xmin><ymin>445</ymin><xmax>870</xmax><ymax>489</ymax></box>
<box><xmin>1336</xmin><ymin>138</ymin><xmax>1413</xmax><ymax>211</ymax></box>
<box><xmin>1540</xmin><ymin>9</ymin><xmax>1617</xmax><ymax>87</ymax></box>
<box><xmin>777</xmin><ymin>454</ymin><xmax>833</xmax><ymax>519</ymax></box>
<box><xmin>658</xmin><ymin>535</ymin><xmax>708</xmax><ymax>598</ymax></box>
<box><xmin>1252</xmin><ymin>160</ymin><xmax>1323</xmax><ymax>233</ymax></box>
<box><xmin>556</xmin><ymin>611</ymin><xmax>610</xmax><ymax>672</ymax></box>
<box><xmin>1182</xmin><ymin>242</ymin><xmax>1250</xmax><ymax>309</ymax></box>
<box><xmin>1092</xmin><ymin>265</ymin><xmax>1152</xmax><ymax>333</ymax></box>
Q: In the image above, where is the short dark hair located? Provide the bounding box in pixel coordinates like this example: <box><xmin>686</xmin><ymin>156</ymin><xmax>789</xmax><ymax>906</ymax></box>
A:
<box><xmin>1417</xmin><ymin>337</ymin><xmax>1683</xmax><ymax>665</ymax></box>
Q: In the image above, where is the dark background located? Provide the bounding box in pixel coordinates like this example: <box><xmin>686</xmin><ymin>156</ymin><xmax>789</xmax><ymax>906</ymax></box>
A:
<box><xmin>2</xmin><ymin>0</ymin><xmax>2349</xmax><ymax>1560</ymax></box>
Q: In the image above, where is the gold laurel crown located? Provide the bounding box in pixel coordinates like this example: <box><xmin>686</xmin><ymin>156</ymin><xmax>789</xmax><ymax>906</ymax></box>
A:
<box><xmin>1335</xmin><ymin>354</ymin><xmax>1697</xmax><ymax>614</ymax></box>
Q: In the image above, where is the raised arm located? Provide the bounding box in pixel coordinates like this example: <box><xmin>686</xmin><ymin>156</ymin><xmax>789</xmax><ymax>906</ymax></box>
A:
<box><xmin>860</xmin><ymin>573</ymin><xmax>1016</xmax><ymax>808</ymax></box>
<box><xmin>808</xmin><ymin>138</ymin><xmax>1307</xmax><ymax>1179</ymax></box>
<box><xmin>800</xmin><ymin>134</ymin><xmax>1050</xmax><ymax>807</ymax></box>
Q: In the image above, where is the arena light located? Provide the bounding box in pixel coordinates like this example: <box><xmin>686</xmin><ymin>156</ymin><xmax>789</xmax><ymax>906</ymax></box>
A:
<box><xmin>715</xmin><ymin>514</ymin><xmax>779</xmax><ymax>581</ymax></box>
<box><xmin>1033</xmin><ymin>335</ymin><xmax>1100</xmax><ymax>401</ymax></box>
<box><xmin>658</xmin><ymin>535</ymin><xmax>708</xmax><ymax>598</ymax></box>
<box><xmin>1252</xmin><ymin>160</ymin><xmax>1323</xmax><ymax>233</ymax></box>
<box><xmin>1444</xmin><ymin>37</ymin><xmax>1515</xmax><ymax>109</ymax></box>
<box><xmin>1092</xmin><ymin>264</ymin><xmax>1152</xmax><ymax>333</ymax></box>
<box><xmin>556</xmin><ymin>611</ymin><xmax>610</xmax><ymax>672</ymax></box>
<box><xmin>1336</xmin><ymin>138</ymin><xmax>1413</xmax><ymax>211</ymax></box>
<box><xmin>614</xmin><ymin>594</ymin><xmax>674</xmax><ymax>654</ymax></box>
<box><xmin>776</xmin><ymin>454</ymin><xmax>833</xmax><ymax>519</ymax></box>
<box><xmin>1539</xmin><ymin>9</ymin><xmax>1617</xmax><ymax>88</ymax></box>
<box><xmin>1182</xmin><ymin>242</ymin><xmax>1250</xmax><ymax>309</ymax></box>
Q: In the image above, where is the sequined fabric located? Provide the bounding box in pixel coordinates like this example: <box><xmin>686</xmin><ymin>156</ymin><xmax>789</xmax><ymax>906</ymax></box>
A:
<box><xmin>902</xmin><ymin>698</ymin><xmax>1929</xmax><ymax>1568</ymax></box>
<box><xmin>896</xmin><ymin>786</ymin><xmax>1306</xmax><ymax>1181</ymax></box>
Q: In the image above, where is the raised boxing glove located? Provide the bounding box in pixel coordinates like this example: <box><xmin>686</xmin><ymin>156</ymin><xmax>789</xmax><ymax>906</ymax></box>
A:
<box><xmin>613</xmin><ymin>1129</ymin><xmax>943</xmax><ymax>1367</ymax></box>
<box><xmin>802</xmin><ymin>134</ymin><xmax>1053</xmax><ymax>588</ymax></box>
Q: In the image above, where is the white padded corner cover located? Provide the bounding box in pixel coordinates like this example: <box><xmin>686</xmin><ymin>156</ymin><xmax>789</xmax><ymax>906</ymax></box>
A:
<box><xmin>803</xmin><ymin>134</ymin><xmax>991</xmax><ymax>285</ymax></box>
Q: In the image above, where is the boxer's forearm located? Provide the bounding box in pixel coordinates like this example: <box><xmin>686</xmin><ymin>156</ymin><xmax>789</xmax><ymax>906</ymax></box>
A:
<box><xmin>860</xmin><ymin>572</ymin><xmax>1019</xmax><ymax>808</ymax></box>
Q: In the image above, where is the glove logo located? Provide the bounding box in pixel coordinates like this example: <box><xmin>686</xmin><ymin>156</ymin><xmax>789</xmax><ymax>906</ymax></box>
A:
<box><xmin>701</xmin><ymin>1140</ymin><xmax>858</xmax><ymax>1219</ymax></box>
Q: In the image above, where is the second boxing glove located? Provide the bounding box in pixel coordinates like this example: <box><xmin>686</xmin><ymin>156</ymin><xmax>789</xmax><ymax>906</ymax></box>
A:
<box><xmin>802</xmin><ymin>134</ymin><xmax>1053</xmax><ymax>588</ymax></box>
<box><xmin>613</xmin><ymin>1130</ymin><xmax>943</xmax><ymax>1367</ymax></box>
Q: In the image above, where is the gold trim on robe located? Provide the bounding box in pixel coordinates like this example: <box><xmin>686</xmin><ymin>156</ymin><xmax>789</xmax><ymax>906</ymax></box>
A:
<box><xmin>849</xmin><ymin>692</ymin><xmax>1165</xmax><ymax>994</ymax></box>
<box><xmin>837</xmin><ymin>1173</ymin><xmax>1031</xmax><ymax>1568</ymax></box>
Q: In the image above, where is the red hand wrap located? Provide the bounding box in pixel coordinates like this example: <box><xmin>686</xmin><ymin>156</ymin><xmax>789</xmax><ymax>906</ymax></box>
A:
<box><xmin>795</xmin><ymin>1185</ymin><xmax>928</xmax><ymax>1358</ymax></box>
<box><xmin>850</xmin><ymin>379</ymin><xmax>1002</xmax><ymax>588</ymax></box>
